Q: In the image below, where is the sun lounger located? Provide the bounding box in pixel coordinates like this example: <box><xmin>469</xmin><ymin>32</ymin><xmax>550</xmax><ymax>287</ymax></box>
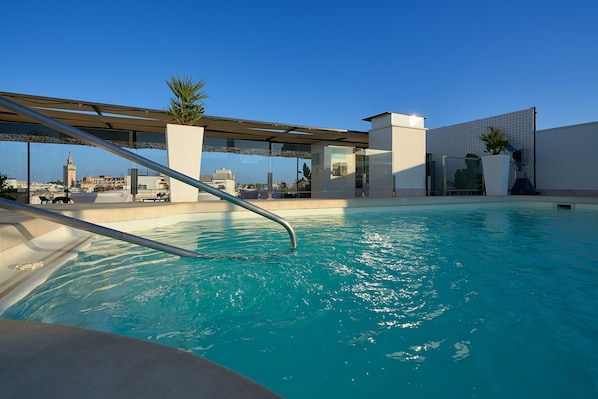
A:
<box><xmin>52</xmin><ymin>196</ymin><xmax>73</xmax><ymax>203</ymax></box>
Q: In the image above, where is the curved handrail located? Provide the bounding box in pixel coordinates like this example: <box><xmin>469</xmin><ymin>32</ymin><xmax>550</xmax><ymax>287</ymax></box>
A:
<box><xmin>0</xmin><ymin>197</ymin><xmax>204</xmax><ymax>258</ymax></box>
<box><xmin>0</xmin><ymin>96</ymin><xmax>297</xmax><ymax>250</ymax></box>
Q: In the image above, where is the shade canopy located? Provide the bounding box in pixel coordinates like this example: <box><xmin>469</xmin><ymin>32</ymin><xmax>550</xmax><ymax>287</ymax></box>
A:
<box><xmin>0</xmin><ymin>92</ymin><xmax>369</xmax><ymax>151</ymax></box>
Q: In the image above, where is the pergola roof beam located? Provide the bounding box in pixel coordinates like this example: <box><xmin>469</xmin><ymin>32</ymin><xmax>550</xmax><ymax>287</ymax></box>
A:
<box><xmin>0</xmin><ymin>91</ymin><xmax>370</xmax><ymax>148</ymax></box>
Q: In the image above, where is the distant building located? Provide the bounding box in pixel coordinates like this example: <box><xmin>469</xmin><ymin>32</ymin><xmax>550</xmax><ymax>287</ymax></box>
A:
<box><xmin>200</xmin><ymin>168</ymin><xmax>236</xmax><ymax>195</ymax></box>
<box><xmin>5</xmin><ymin>178</ymin><xmax>17</xmax><ymax>189</ymax></box>
<box><xmin>80</xmin><ymin>175</ymin><xmax>126</xmax><ymax>192</ymax></box>
<box><xmin>63</xmin><ymin>153</ymin><xmax>76</xmax><ymax>188</ymax></box>
<box><xmin>129</xmin><ymin>175</ymin><xmax>169</xmax><ymax>191</ymax></box>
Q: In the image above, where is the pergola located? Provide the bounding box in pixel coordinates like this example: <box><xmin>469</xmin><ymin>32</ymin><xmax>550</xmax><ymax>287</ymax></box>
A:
<box><xmin>0</xmin><ymin>92</ymin><xmax>369</xmax><ymax>155</ymax></box>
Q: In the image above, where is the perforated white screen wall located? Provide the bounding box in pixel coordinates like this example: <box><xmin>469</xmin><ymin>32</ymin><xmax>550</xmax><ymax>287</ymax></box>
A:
<box><xmin>427</xmin><ymin>108</ymin><xmax>536</xmax><ymax>191</ymax></box>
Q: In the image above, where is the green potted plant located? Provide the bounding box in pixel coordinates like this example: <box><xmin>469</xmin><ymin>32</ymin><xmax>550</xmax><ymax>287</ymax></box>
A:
<box><xmin>165</xmin><ymin>74</ymin><xmax>208</xmax><ymax>125</ymax></box>
<box><xmin>480</xmin><ymin>127</ymin><xmax>509</xmax><ymax>155</ymax></box>
<box><xmin>480</xmin><ymin>127</ymin><xmax>510</xmax><ymax>195</ymax></box>
<box><xmin>164</xmin><ymin>74</ymin><xmax>208</xmax><ymax>202</ymax></box>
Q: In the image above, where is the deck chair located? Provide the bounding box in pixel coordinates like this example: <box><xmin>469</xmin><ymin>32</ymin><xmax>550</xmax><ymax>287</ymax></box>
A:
<box><xmin>52</xmin><ymin>196</ymin><xmax>72</xmax><ymax>203</ymax></box>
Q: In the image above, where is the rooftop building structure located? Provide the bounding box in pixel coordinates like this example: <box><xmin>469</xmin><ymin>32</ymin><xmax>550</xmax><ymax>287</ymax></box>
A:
<box><xmin>200</xmin><ymin>168</ymin><xmax>236</xmax><ymax>196</ymax></box>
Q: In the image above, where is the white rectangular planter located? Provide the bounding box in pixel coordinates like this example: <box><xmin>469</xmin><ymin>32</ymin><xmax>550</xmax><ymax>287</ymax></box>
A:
<box><xmin>482</xmin><ymin>154</ymin><xmax>510</xmax><ymax>196</ymax></box>
<box><xmin>166</xmin><ymin>124</ymin><xmax>204</xmax><ymax>202</ymax></box>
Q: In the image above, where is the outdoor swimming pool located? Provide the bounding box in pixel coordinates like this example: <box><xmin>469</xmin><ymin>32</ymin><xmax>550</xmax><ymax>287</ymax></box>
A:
<box><xmin>4</xmin><ymin>204</ymin><xmax>598</xmax><ymax>398</ymax></box>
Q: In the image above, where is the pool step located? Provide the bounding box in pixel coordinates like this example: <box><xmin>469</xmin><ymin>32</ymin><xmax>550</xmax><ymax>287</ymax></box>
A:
<box><xmin>0</xmin><ymin>228</ymin><xmax>92</xmax><ymax>314</ymax></box>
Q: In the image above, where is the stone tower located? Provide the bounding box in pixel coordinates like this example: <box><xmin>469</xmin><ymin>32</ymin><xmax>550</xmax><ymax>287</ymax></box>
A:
<box><xmin>63</xmin><ymin>152</ymin><xmax>77</xmax><ymax>188</ymax></box>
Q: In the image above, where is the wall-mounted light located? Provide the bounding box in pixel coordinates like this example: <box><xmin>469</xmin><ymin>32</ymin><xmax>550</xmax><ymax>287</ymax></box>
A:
<box><xmin>409</xmin><ymin>114</ymin><xmax>422</xmax><ymax>127</ymax></box>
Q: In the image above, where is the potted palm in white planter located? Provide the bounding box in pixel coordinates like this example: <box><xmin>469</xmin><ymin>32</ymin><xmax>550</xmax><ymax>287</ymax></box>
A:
<box><xmin>480</xmin><ymin>127</ymin><xmax>510</xmax><ymax>195</ymax></box>
<box><xmin>164</xmin><ymin>74</ymin><xmax>208</xmax><ymax>202</ymax></box>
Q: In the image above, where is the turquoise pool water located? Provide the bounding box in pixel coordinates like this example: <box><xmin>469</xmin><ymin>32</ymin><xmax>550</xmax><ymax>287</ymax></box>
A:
<box><xmin>4</xmin><ymin>204</ymin><xmax>598</xmax><ymax>398</ymax></box>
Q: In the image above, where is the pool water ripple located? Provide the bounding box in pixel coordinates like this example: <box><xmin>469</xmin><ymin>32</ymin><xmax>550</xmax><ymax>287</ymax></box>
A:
<box><xmin>4</xmin><ymin>206</ymin><xmax>598</xmax><ymax>398</ymax></box>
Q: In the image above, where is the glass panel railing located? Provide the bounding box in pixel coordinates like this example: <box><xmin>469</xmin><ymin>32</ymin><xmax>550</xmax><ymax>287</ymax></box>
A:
<box><xmin>440</xmin><ymin>155</ymin><xmax>483</xmax><ymax>196</ymax></box>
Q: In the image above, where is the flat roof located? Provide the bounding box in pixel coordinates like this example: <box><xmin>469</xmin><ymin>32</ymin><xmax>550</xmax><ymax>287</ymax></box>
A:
<box><xmin>0</xmin><ymin>92</ymin><xmax>369</xmax><ymax>148</ymax></box>
<box><xmin>362</xmin><ymin>111</ymin><xmax>427</xmax><ymax>122</ymax></box>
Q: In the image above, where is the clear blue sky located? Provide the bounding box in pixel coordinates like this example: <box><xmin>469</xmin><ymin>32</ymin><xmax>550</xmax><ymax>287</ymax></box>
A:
<box><xmin>2</xmin><ymin>0</ymin><xmax>597</xmax><ymax>183</ymax></box>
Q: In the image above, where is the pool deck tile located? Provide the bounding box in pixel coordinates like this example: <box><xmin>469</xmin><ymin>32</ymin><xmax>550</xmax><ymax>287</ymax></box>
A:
<box><xmin>0</xmin><ymin>319</ymin><xmax>282</xmax><ymax>399</ymax></box>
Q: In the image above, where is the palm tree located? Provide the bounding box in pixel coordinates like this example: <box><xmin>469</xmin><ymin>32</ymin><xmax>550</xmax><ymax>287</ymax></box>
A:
<box><xmin>480</xmin><ymin>127</ymin><xmax>509</xmax><ymax>155</ymax></box>
<box><xmin>165</xmin><ymin>74</ymin><xmax>208</xmax><ymax>125</ymax></box>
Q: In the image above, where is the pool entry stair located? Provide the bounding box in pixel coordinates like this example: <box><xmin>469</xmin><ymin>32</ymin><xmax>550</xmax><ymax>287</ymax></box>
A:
<box><xmin>0</xmin><ymin>96</ymin><xmax>298</xmax><ymax>256</ymax></box>
<box><xmin>0</xmin><ymin>198</ymin><xmax>203</xmax><ymax>258</ymax></box>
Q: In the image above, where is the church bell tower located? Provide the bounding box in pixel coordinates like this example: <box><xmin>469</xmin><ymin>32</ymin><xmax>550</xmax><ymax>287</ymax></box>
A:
<box><xmin>63</xmin><ymin>152</ymin><xmax>77</xmax><ymax>188</ymax></box>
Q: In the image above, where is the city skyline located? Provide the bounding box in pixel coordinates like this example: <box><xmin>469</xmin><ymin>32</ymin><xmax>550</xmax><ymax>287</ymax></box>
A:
<box><xmin>1</xmin><ymin>143</ymin><xmax>305</xmax><ymax>185</ymax></box>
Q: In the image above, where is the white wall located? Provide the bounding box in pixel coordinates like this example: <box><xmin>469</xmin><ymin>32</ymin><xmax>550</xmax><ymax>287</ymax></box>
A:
<box><xmin>367</xmin><ymin>113</ymin><xmax>427</xmax><ymax>197</ymax></box>
<box><xmin>366</xmin><ymin>149</ymin><xmax>392</xmax><ymax>197</ymax></box>
<box><xmin>536</xmin><ymin>122</ymin><xmax>598</xmax><ymax>195</ymax></box>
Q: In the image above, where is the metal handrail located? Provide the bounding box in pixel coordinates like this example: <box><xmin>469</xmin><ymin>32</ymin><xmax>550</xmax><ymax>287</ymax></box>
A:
<box><xmin>0</xmin><ymin>197</ymin><xmax>204</xmax><ymax>258</ymax></box>
<box><xmin>0</xmin><ymin>96</ymin><xmax>297</xmax><ymax>252</ymax></box>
